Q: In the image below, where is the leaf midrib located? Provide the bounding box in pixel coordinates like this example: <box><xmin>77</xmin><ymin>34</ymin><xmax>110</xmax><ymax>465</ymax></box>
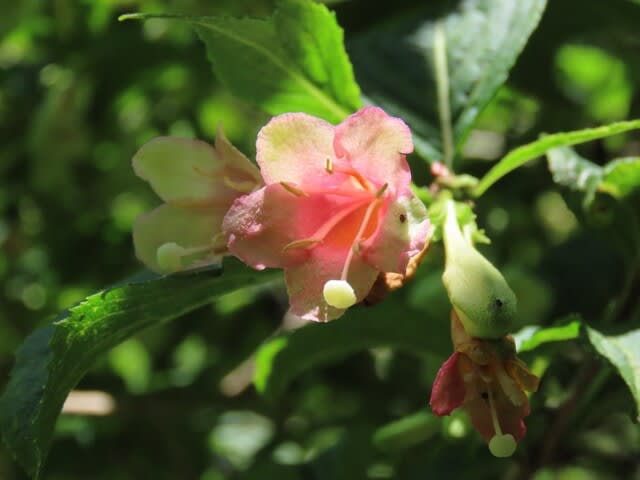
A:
<box><xmin>192</xmin><ymin>19</ymin><xmax>351</xmax><ymax>122</ymax></box>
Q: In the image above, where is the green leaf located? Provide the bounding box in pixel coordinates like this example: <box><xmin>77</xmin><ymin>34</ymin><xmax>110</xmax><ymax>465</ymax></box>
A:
<box><xmin>514</xmin><ymin>317</ymin><xmax>582</xmax><ymax>353</ymax></box>
<box><xmin>274</xmin><ymin>0</ymin><xmax>361</xmax><ymax>114</ymax></box>
<box><xmin>349</xmin><ymin>0</ymin><xmax>547</xmax><ymax>161</ymax></box>
<box><xmin>373</xmin><ymin>411</ymin><xmax>439</xmax><ymax>451</ymax></box>
<box><xmin>601</xmin><ymin>157</ymin><xmax>640</xmax><ymax>199</ymax></box>
<box><xmin>474</xmin><ymin>119</ymin><xmax>640</xmax><ymax>196</ymax></box>
<box><xmin>254</xmin><ymin>299</ymin><xmax>449</xmax><ymax>401</ymax></box>
<box><xmin>547</xmin><ymin>147</ymin><xmax>603</xmax><ymax>193</ymax></box>
<box><xmin>586</xmin><ymin>327</ymin><xmax>640</xmax><ymax>421</ymax></box>
<box><xmin>0</xmin><ymin>259</ymin><xmax>277</xmax><ymax>478</ymax></box>
<box><xmin>120</xmin><ymin>1</ymin><xmax>360</xmax><ymax>124</ymax></box>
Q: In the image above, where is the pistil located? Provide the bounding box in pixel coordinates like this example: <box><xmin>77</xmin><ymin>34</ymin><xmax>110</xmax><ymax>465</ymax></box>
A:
<box><xmin>486</xmin><ymin>386</ymin><xmax>517</xmax><ymax>458</ymax></box>
<box><xmin>323</xmin><ymin>183</ymin><xmax>387</xmax><ymax>309</ymax></box>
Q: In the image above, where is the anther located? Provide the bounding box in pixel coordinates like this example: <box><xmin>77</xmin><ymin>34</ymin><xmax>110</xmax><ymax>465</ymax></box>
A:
<box><xmin>282</xmin><ymin>238</ymin><xmax>321</xmax><ymax>252</ymax></box>
<box><xmin>280</xmin><ymin>182</ymin><xmax>309</xmax><ymax>197</ymax></box>
<box><xmin>325</xmin><ymin>157</ymin><xmax>333</xmax><ymax>173</ymax></box>
<box><xmin>223</xmin><ymin>176</ymin><xmax>256</xmax><ymax>193</ymax></box>
<box><xmin>376</xmin><ymin>183</ymin><xmax>389</xmax><ymax>198</ymax></box>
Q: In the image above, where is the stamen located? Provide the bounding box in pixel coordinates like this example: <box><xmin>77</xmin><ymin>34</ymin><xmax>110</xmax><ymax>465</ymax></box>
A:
<box><xmin>486</xmin><ymin>387</ymin><xmax>517</xmax><ymax>458</ymax></box>
<box><xmin>325</xmin><ymin>157</ymin><xmax>333</xmax><ymax>173</ymax></box>
<box><xmin>280</xmin><ymin>182</ymin><xmax>309</xmax><ymax>197</ymax></box>
<box><xmin>282</xmin><ymin>238</ymin><xmax>321</xmax><ymax>252</ymax></box>
<box><xmin>486</xmin><ymin>387</ymin><xmax>503</xmax><ymax>436</ymax></box>
<box><xmin>339</xmin><ymin>196</ymin><xmax>382</xmax><ymax>281</ymax></box>
<box><xmin>375</xmin><ymin>183</ymin><xmax>389</xmax><ymax>198</ymax></box>
<box><xmin>193</xmin><ymin>165</ymin><xmax>223</xmax><ymax>179</ymax></box>
<box><xmin>223</xmin><ymin>176</ymin><xmax>256</xmax><ymax>193</ymax></box>
<box><xmin>156</xmin><ymin>242</ymin><xmax>221</xmax><ymax>273</ymax></box>
<box><xmin>322</xmin><ymin>194</ymin><xmax>382</xmax><ymax>309</ymax></box>
<box><xmin>171</xmin><ymin>198</ymin><xmax>235</xmax><ymax>208</ymax></box>
<box><xmin>331</xmin><ymin>165</ymin><xmax>372</xmax><ymax>191</ymax></box>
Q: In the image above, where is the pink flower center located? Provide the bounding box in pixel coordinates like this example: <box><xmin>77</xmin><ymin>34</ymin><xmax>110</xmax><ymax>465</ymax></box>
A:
<box><xmin>280</xmin><ymin>161</ymin><xmax>388</xmax><ymax>309</ymax></box>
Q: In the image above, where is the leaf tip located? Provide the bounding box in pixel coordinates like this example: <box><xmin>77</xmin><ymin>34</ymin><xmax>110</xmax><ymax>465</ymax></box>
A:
<box><xmin>118</xmin><ymin>13</ymin><xmax>144</xmax><ymax>22</ymax></box>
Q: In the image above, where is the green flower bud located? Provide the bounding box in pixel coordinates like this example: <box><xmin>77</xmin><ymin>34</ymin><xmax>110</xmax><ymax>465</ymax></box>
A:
<box><xmin>441</xmin><ymin>201</ymin><xmax>516</xmax><ymax>339</ymax></box>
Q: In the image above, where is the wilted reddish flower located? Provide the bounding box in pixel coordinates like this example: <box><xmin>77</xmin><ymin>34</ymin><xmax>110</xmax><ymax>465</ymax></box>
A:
<box><xmin>223</xmin><ymin>107</ymin><xmax>430</xmax><ymax>321</ymax></box>
<box><xmin>430</xmin><ymin>311</ymin><xmax>539</xmax><ymax>457</ymax></box>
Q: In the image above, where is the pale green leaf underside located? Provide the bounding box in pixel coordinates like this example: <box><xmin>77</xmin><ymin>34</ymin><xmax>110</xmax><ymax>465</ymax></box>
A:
<box><xmin>513</xmin><ymin>318</ymin><xmax>640</xmax><ymax>420</ymax></box>
<box><xmin>474</xmin><ymin>119</ymin><xmax>640</xmax><ymax>196</ymax></box>
<box><xmin>349</xmin><ymin>0</ymin><xmax>547</xmax><ymax>161</ymax></box>
<box><xmin>586</xmin><ymin>327</ymin><xmax>640</xmax><ymax>421</ymax></box>
<box><xmin>601</xmin><ymin>157</ymin><xmax>640</xmax><ymax>198</ymax></box>
<box><xmin>0</xmin><ymin>259</ymin><xmax>277</xmax><ymax>478</ymax></box>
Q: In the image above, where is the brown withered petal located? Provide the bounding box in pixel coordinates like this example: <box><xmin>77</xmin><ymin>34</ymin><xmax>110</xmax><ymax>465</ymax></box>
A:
<box><xmin>363</xmin><ymin>238</ymin><xmax>430</xmax><ymax>305</ymax></box>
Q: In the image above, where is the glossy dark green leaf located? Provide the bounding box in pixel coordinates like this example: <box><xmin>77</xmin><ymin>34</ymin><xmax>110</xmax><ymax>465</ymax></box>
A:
<box><xmin>254</xmin><ymin>298</ymin><xmax>449</xmax><ymax>401</ymax></box>
<box><xmin>0</xmin><ymin>259</ymin><xmax>276</xmax><ymax>478</ymax></box>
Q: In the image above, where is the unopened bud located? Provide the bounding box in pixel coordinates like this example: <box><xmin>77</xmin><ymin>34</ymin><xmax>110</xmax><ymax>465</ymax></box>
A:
<box><xmin>441</xmin><ymin>201</ymin><xmax>516</xmax><ymax>339</ymax></box>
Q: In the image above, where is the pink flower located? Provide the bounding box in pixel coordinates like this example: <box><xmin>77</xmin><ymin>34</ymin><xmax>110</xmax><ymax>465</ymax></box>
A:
<box><xmin>430</xmin><ymin>311</ymin><xmax>539</xmax><ymax>457</ymax></box>
<box><xmin>132</xmin><ymin>127</ymin><xmax>262</xmax><ymax>273</ymax></box>
<box><xmin>223</xmin><ymin>107</ymin><xmax>430</xmax><ymax>322</ymax></box>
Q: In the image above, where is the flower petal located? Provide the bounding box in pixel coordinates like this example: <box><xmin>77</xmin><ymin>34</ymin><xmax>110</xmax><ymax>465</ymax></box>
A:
<box><xmin>334</xmin><ymin>106</ymin><xmax>413</xmax><ymax>195</ymax></box>
<box><xmin>362</xmin><ymin>195</ymin><xmax>431</xmax><ymax>273</ymax></box>
<box><xmin>430</xmin><ymin>352</ymin><xmax>466</xmax><ymax>416</ymax></box>
<box><xmin>133</xmin><ymin>204</ymin><xmax>224</xmax><ymax>273</ymax></box>
<box><xmin>223</xmin><ymin>183</ymin><xmax>353</xmax><ymax>270</ymax></box>
<box><xmin>256</xmin><ymin>112</ymin><xmax>338</xmax><ymax>187</ymax></box>
<box><xmin>284</xmin><ymin>245</ymin><xmax>379</xmax><ymax>322</ymax></box>
<box><xmin>133</xmin><ymin>136</ymin><xmax>238</xmax><ymax>205</ymax></box>
<box><xmin>465</xmin><ymin>392</ymin><xmax>529</xmax><ymax>443</ymax></box>
<box><xmin>215</xmin><ymin>125</ymin><xmax>263</xmax><ymax>184</ymax></box>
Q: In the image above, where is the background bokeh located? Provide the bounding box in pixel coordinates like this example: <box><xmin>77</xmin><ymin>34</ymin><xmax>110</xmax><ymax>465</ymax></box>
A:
<box><xmin>1</xmin><ymin>0</ymin><xmax>639</xmax><ymax>479</ymax></box>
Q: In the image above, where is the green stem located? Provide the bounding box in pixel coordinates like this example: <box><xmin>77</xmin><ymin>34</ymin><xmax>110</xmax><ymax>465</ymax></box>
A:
<box><xmin>434</xmin><ymin>23</ymin><xmax>454</xmax><ymax>169</ymax></box>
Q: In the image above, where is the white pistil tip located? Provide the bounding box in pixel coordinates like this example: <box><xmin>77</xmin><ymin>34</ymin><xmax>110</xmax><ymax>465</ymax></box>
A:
<box><xmin>488</xmin><ymin>434</ymin><xmax>517</xmax><ymax>458</ymax></box>
<box><xmin>323</xmin><ymin>280</ymin><xmax>357</xmax><ymax>309</ymax></box>
<box><xmin>156</xmin><ymin>242</ymin><xmax>184</xmax><ymax>273</ymax></box>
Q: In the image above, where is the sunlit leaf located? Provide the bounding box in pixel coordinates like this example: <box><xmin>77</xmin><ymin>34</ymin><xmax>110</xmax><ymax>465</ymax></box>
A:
<box><xmin>514</xmin><ymin>317</ymin><xmax>582</xmax><ymax>353</ymax></box>
<box><xmin>120</xmin><ymin>0</ymin><xmax>361</xmax><ymax>124</ymax></box>
<box><xmin>474</xmin><ymin>120</ymin><xmax>640</xmax><ymax>196</ymax></box>
<box><xmin>601</xmin><ymin>157</ymin><xmax>640</xmax><ymax>199</ymax></box>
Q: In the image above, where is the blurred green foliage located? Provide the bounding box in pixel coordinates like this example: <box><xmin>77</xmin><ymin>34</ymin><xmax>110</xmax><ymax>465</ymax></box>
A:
<box><xmin>1</xmin><ymin>0</ymin><xmax>640</xmax><ymax>479</ymax></box>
